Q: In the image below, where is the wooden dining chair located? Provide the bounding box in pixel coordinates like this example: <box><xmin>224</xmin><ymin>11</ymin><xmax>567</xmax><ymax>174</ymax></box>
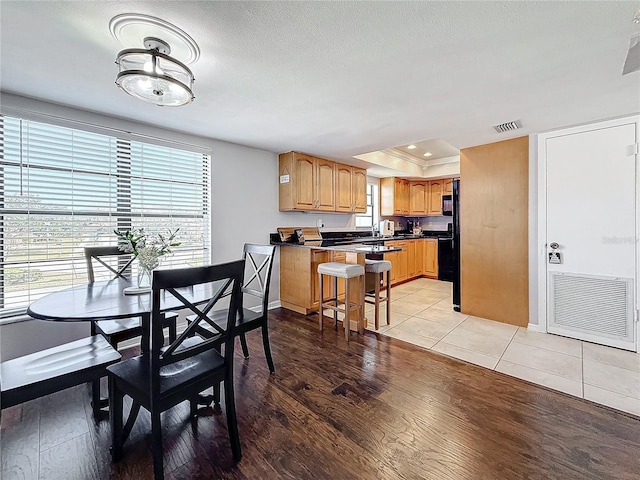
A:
<box><xmin>84</xmin><ymin>246</ymin><xmax>178</xmax><ymax>349</ymax></box>
<box><xmin>188</xmin><ymin>244</ymin><xmax>277</xmax><ymax>373</ymax></box>
<box><xmin>107</xmin><ymin>260</ymin><xmax>245</xmax><ymax>480</ymax></box>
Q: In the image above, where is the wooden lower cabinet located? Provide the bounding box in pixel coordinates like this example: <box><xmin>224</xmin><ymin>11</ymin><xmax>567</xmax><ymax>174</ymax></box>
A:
<box><xmin>384</xmin><ymin>238</ymin><xmax>438</xmax><ymax>285</ymax></box>
<box><xmin>423</xmin><ymin>239</ymin><xmax>438</xmax><ymax>278</ymax></box>
<box><xmin>416</xmin><ymin>239</ymin><xmax>424</xmax><ymax>276</ymax></box>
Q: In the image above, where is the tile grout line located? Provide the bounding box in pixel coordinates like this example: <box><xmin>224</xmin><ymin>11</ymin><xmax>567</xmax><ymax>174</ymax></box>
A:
<box><xmin>494</xmin><ymin>327</ymin><xmax>520</xmax><ymax>371</ymax></box>
<box><xmin>510</xmin><ymin>337</ymin><xmax>583</xmax><ymax>358</ymax></box>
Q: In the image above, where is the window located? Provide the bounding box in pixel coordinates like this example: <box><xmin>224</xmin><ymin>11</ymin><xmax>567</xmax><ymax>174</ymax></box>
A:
<box><xmin>355</xmin><ymin>183</ymin><xmax>379</xmax><ymax>228</ymax></box>
<box><xmin>0</xmin><ymin>115</ymin><xmax>210</xmax><ymax>317</ymax></box>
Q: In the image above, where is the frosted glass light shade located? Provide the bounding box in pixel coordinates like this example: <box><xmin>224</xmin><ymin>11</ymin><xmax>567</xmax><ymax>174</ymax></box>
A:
<box><xmin>115</xmin><ymin>48</ymin><xmax>194</xmax><ymax>106</ymax></box>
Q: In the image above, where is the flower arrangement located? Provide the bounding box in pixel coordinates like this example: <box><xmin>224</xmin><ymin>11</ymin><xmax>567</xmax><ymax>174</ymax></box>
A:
<box><xmin>114</xmin><ymin>228</ymin><xmax>181</xmax><ymax>271</ymax></box>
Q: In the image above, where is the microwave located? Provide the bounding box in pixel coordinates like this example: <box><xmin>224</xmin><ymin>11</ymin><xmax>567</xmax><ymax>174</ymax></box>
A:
<box><xmin>442</xmin><ymin>194</ymin><xmax>453</xmax><ymax>216</ymax></box>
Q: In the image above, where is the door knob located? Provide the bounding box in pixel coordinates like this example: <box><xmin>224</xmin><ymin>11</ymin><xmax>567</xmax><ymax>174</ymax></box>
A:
<box><xmin>550</xmin><ymin>242</ymin><xmax>559</xmax><ymax>249</ymax></box>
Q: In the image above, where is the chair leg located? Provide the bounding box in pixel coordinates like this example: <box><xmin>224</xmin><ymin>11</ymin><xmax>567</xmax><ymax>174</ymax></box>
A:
<box><xmin>190</xmin><ymin>397</ymin><xmax>198</xmax><ymax>418</ymax></box>
<box><xmin>223</xmin><ymin>374</ymin><xmax>242</xmax><ymax>462</ymax></box>
<box><xmin>344</xmin><ymin>277</ymin><xmax>350</xmax><ymax>342</ymax></box>
<box><xmin>261</xmin><ymin>323</ymin><xmax>275</xmax><ymax>373</ymax></box>
<box><xmin>239</xmin><ymin>333</ymin><xmax>249</xmax><ymax>358</ymax></box>
<box><xmin>168</xmin><ymin>318</ymin><xmax>177</xmax><ymax>344</ymax></box>
<box><xmin>333</xmin><ymin>276</ymin><xmax>338</xmax><ymax>331</ymax></box>
<box><xmin>318</xmin><ymin>272</ymin><xmax>324</xmax><ymax>331</ymax></box>
<box><xmin>359</xmin><ymin>274</ymin><xmax>365</xmax><ymax>335</ymax></box>
<box><xmin>213</xmin><ymin>383</ymin><xmax>221</xmax><ymax>408</ymax></box>
<box><xmin>91</xmin><ymin>379</ymin><xmax>102</xmax><ymax>418</ymax></box>
<box><xmin>386</xmin><ymin>270</ymin><xmax>391</xmax><ymax>325</ymax></box>
<box><xmin>151</xmin><ymin>410</ymin><xmax>164</xmax><ymax>480</ymax></box>
<box><xmin>374</xmin><ymin>272</ymin><xmax>381</xmax><ymax>330</ymax></box>
<box><xmin>109</xmin><ymin>376</ymin><xmax>123</xmax><ymax>462</ymax></box>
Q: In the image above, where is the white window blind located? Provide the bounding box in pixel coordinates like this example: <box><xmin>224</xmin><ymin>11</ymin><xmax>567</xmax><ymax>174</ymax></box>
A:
<box><xmin>0</xmin><ymin>115</ymin><xmax>210</xmax><ymax>317</ymax></box>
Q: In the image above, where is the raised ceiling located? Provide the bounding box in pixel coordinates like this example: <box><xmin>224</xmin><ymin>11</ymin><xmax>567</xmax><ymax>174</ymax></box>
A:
<box><xmin>1</xmin><ymin>1</ymin><xmax>638</xmax><ymax>163</ymax></box>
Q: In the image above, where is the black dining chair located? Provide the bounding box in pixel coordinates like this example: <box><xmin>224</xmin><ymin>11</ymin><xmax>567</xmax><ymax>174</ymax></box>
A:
<box><xmin>107</xmin><ymin>260</ymin><xmax>245</xmax><ymax>480</ymax></box>
<box><xmin>84</xmin><ymin>246</ymin><xmax>178</xmax><ymax>349</ymax></box>
<box><xmin>187</xmin><ymin>244</ymin><xmax>277</xmax><ymax>373</ymax></box>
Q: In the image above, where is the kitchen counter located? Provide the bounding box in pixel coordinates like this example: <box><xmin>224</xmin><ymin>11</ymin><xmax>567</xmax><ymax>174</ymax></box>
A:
<box><xmin>274</xmin><ymin>241</ymin><xmax>401</xmax><ymax>254</ymax></box>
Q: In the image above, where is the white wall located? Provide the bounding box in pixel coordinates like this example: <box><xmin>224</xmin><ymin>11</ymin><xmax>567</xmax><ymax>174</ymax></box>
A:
<box><xmin>0</xmin><ymin>93</ymin><xmax>356</xmax><ymax>359</ymax></box>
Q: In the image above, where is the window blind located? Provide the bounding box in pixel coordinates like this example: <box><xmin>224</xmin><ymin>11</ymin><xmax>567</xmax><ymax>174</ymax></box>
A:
<box><xmin>0</xmin><ymin>115</ymin><xmax>210</xmax><ymax>317</ymax></box>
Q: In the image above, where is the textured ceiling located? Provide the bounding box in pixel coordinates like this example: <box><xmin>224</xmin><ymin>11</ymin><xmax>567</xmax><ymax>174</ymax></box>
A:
<box><xmin>1</xmin><ymin>1</ymin><xmax>639</xmax><ymax>163</ymax></box>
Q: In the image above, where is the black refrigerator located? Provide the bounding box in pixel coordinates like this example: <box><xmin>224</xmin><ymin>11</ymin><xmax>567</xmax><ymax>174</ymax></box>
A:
<box><xmin>452</xmin><ymin>178</ymin><xmax>461</xmax><ymax>312</ymax></box>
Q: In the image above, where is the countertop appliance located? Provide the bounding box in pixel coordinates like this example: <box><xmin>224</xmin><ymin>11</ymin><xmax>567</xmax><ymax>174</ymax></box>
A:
<box><xmin>452</xmin><ymin>178</ymin><xmax>461</xmax><ymax>312</ymax></box>
<box><xmin>379</xmin><ymin>219</ymin><xmax>394</xmax><ymax>237</ymax></box>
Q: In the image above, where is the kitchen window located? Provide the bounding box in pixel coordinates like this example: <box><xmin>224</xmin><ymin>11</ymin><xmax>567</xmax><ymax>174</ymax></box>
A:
<box><xmin>355</xmin><ymin>183</ymin><xmax>379</xmax><ymax>228</ymax></box>
<box><xmin>0</xmin><ymin>114</ymin><xmax>210</xmax><ymax>318</ymax></box>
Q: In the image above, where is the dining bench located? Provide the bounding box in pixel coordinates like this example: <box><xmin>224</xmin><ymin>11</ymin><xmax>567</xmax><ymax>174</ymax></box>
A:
<box><xmin>0</xmin><ymin>335</ymin><xmax>121</xmax><ymax>417</ymax></box>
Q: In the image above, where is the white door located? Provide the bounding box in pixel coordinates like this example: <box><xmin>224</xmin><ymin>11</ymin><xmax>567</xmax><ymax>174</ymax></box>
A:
<box><xmin>545</xmin><ymin>121</ymin><xmax>637</xmax><ymax>351</ymax></box>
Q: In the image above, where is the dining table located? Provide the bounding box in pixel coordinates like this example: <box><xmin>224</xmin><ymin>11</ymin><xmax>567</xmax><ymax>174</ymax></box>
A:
<box><xmin>27</xmin><ymin>276</ymin><xmax>223</xmax><ymax>354</ymax></box>
<box><xmin>27</xmin><ymin>276</ymin><xmax>227</xmax><ymax>410</ymax></box>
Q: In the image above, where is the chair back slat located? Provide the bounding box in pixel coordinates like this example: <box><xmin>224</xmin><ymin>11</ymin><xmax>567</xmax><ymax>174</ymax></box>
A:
<box><xmin>84</xmin><ymin>246</ymin><xmax>134</xmax><ymax>283</ymax></box>
<box><xmin>242</xmin><ymin>244</ymin><xmax>276</xmax><ymax>314</ymax></box>
<box><xmin>149</xmin><ymin>260</ymin><xmax>245</xmax><ymax>398</ymax></box>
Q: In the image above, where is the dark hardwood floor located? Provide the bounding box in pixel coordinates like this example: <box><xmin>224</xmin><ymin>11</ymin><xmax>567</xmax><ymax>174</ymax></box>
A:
<box><xmin>2</xmin><ymin>308</ymin><xmax>640</xmax><ymax>479</ymax></box>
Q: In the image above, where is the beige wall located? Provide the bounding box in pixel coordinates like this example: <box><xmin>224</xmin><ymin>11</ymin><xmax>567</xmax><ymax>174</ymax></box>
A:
<box><xmin>460</xmin><ymin>136</ymin><xmax>529</xmax><ymax>326</ymax></box>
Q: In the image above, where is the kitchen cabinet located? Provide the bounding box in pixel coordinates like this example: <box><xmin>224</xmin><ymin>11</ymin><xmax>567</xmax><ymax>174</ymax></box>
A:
<box><xmin>382</xmin><ymin>238</ymin><xmax>438</xmax><ymax>285</ymax></box>
<box><xmin>336</xmin><ymin>165</ymin><xmax>367</xmax><ymax>213</ymax></box>
<box><xmin>279</xmin><ymin>152</ymin><xmax>336</xmax><ymax>211</ymax></box>
<box><xmin>416</xmin><ymin>239</ymin><xmax>424</xmax><ymax>275</ymax></box>
<box><xmin>427</xmin><ymin>180</ymin><xmax>443</xmax><ymax>215</ymax></box>
<box><xmin>409</xmin><ymin>181</ymin><xmax>428</xmax><ymax>215</ymax></box>
<box><xmin>407</xmin><ymin>240</ymin><xmax>417</xmax><ymax>278</ymax></box>
<box><xmin>423</xmin><ymin>239</ymin><xmax>438</xmax><ymax>277</ymax></box>
<box><xmin>380</xmin><ymin>177</ymin><xmax>410</xmax><ymax>216</ymax></box>
<box><xmin>444</xmin><ymin>178</ymin><xmax>453</xmax><ymax>195</ymax></box>
<box><xmin>381</xmin><ymin>176</ymin><xmax>457</xmax><ymax>216</ymax></box>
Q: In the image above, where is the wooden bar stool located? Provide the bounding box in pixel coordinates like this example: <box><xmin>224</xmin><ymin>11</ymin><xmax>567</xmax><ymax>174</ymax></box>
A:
<box><xmin>318</xmin><ymin>262</ymin><xmax>365</xmax><ymax>341</ymax></box>
<box><xmin>364</xmin><ymin>259</ymin><xmax>392</xmax><ymax>330</ymax></box>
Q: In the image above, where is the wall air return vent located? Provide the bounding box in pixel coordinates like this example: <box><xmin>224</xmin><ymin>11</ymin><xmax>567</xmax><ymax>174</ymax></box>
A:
<box><xmin>493</xmin><ymin>120</ymin><xmax>521</xmax><ymax>133</ymax></box>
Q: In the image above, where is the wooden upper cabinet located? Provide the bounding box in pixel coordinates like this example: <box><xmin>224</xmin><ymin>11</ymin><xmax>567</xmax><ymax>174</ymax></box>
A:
<box><xmin>409</xmin><ymin>181</ymin><xmax>427</xmax><ymax>215</ymax></box>
<box><xmin>279</xmin><ymin>152</ymin><xmax>366</xmax><ymax>213</ymax></box>
<box><xmin>352</xmin><ymin>167</ymin><xmax>367</xmax><ymax>213</ymax></box>
<box><xmin>380</xmin><ymin>178</ymin><xmax>410</xmax><ymax>215</ymax></box>
<box><xmin>382</xmin><ymin>176</ymin><xmax>457</xmax><ymax>216</ymax></box>
<box><xmin>444</xmin><ymin>178</ymin><xmax>453</xmax><ymax>195</ymax></box>
<box><xmin>316</xmin><ymin>159</ymin><xmax>336</xmax><ymax>211</ymax></box>
<box><xmin>291</xmin><ymin>153</ymin><xmax>316</xmax><ymax>210</ymax></box>
<box><xmin>336</xmin><ymin>165</ymin><xmax>367</xmax><ymax>213</ymax></box>
<box><xmin>428</xmin><ymin>180</ymin><xmax>443</xmax><ymax>215</ymax></box>
<box><xmin>335</xmin><ymin>164</ymin><xmax>353</xmax><ymax>212</ymax></box>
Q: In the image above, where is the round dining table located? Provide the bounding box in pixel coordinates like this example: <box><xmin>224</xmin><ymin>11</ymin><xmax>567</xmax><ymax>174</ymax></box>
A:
<box><xmin>27</xmin><ymin>277</ymin><xmax>222</xmax><ymax>353</ymax></box>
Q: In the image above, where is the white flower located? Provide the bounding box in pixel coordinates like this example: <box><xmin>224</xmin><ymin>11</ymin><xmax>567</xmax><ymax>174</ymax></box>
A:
<box><xmin>137</xmin><ymin>245</ymin><xmax>161</xmax><ymax>271</ymax></box>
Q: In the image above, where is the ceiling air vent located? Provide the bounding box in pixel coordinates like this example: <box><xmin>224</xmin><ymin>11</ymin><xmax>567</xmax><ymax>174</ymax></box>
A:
<box><xmin>493</xmin><ymin>120</ymin><xmax>521</xmax><ymax>133</ymax></box>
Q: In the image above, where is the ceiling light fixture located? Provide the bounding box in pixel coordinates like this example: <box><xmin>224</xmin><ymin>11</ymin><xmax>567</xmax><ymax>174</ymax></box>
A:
<box><xmin>423</xmin><ymin>152</ymin><xmax>432</xmax><ymax>157</ymax></box>
<box><xmin>407</xmin><ymin>144</ymin><xmax>417</xmax><ymax>149</ymax></box>
<box><xmin>115</xmin><ymin>37</ymin><xmax>195</xmax><ymax>106</ymax></box>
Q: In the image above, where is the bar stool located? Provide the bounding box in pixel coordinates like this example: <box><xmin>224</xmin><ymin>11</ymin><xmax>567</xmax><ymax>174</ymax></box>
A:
<box><xmin>364</xmin><ymin>259</ymin><xmax>392</xmax><ymax>330</ymax></box>
<box><xmin>318</xmin><ymin>262</ymin><xmax>365</xmax><ymax>342</ymax></box>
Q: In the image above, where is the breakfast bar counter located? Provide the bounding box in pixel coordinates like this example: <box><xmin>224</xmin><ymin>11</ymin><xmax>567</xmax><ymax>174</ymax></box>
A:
<box><xmin>275</xmin><ymin>240</ymin><xmax>401</xmax><ymax>331</ymax></box>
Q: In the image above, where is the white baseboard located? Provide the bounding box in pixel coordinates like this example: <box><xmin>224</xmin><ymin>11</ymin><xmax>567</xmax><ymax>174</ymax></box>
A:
<box><xmin>527</xmin><ymin>323</ymin><xmax>546</xmax><ymax>333</ymax></box>
<box><xmin>267</xmin><ymin>300</ymin><xmax>281</xmax><ymax>310</ymax></box>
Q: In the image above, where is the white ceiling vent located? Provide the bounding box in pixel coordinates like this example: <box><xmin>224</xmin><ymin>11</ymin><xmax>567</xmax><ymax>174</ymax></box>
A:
<box><xmin>493</xmin><ymin>120</ymin><xmax>521</xmax><ymax>133</ymax></box>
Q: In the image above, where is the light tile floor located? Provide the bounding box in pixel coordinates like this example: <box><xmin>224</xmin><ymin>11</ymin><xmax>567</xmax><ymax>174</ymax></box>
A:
<box><xmin>362</xmin><ymin>277</ymin><xmax>640</xmax><ymax>417</ymax></box>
